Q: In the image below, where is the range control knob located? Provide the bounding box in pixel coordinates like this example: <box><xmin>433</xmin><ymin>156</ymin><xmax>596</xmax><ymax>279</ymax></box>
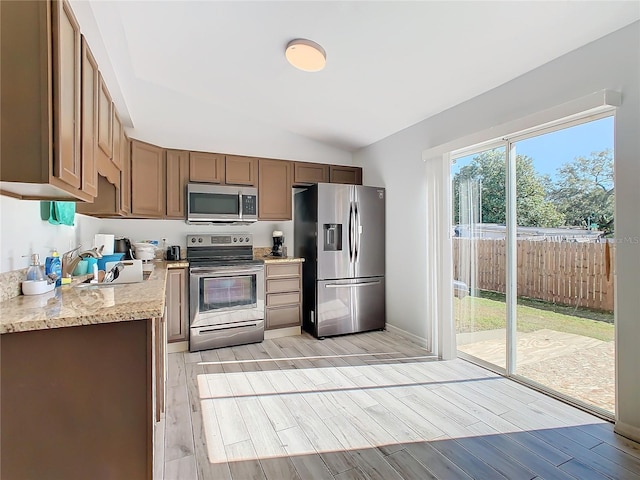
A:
<box><xmin>191</xmin><ymin>238</ymin><xmax>196</xmax><ymax>243</ymax></box>
<box><xmin>233</xmin><ymin>237</ymin><xmax>238</xmax><ymax>242</ymax></box>
<box><xmin>245</xmin><ymin>237</ymin><xmax>250</xmax><ymax>242</ymax></box>
<box><xmin>197</xmin><ymin>237</ymin><xmax>203</xmax><ymax>243</ymax></box>
<box><xmin>239</xmin><ymin>237</ymin><xmax>244</xmax><ymax>242</ymax></box>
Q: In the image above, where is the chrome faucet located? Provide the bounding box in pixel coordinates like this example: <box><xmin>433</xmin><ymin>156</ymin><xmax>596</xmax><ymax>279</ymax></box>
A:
<box><xmin>61</xmin><ymin>246</ymin><xmax>102</xmax><ymax>278</ymax></box>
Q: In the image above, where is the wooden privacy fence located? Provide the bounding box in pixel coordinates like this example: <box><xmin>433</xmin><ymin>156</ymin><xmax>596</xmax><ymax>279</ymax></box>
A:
<box><xmin>453</xmin><ymin>238</ymin><xmax>615</xmax><ymax>312</ymax></box>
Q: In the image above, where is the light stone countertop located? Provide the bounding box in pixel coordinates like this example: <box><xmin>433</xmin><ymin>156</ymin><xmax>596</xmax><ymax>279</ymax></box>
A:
<box><xmin>262</xmin><ymin>257</ymin><xmax>305</xmax><ymax>264</ymax></box>
<box><xmin>0</xmin><ymin>262</ymin><xmax>169</xmax><ymax>335</ymax></box>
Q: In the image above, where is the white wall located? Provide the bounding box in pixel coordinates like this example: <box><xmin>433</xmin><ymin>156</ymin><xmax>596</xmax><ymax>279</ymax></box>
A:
<box><xmin>0</xmin><ymin>196</ymin><xmax>103</xmax><ymax>273</ymax></box>
<box><xmin>354</xmin><ymin>22</ymin><xmax>640</xmax><ymax>437</ymax></box>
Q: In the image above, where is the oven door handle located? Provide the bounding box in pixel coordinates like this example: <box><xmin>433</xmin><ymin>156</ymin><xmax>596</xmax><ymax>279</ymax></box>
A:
<box><xmin>190</xmin><ymin>266</ymin><xmax>264</xmax><ymax>275</ymax></box>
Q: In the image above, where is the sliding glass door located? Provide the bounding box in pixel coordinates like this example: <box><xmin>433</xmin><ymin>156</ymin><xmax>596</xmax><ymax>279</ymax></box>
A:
<box><xmin>451</xmin><ymin>114</ymin><xmax>615</xmax><ymax>416</ymax></box>
<box><xmin>452</xmin><ymin>146</ymin><xmax>507</xmax><ymax>370</ymax></box>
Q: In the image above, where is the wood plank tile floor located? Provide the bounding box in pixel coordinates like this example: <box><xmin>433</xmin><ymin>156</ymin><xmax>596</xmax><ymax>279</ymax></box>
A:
<box><xmin>158</xmin><ymin>331</ymin><xmax>640</xmax><ymax>480</ymax></box>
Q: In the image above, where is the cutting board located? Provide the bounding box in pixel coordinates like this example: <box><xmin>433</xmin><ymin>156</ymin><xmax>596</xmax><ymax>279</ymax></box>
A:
<box><xmin>105</xmin><ymin>259</ymin><xmax>144</xmax><ymax>284</ymax></box>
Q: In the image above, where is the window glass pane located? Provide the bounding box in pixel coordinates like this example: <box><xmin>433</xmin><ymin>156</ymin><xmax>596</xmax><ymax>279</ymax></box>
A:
<box><xmin>453</xmin><ymin>146</ymin><xmax>507</xmax><ymax>370</ymax></box>
<box><xmin>514</xmin><ymin>116</ymin><xmax>614</xmax><ymax>414</ymax></box>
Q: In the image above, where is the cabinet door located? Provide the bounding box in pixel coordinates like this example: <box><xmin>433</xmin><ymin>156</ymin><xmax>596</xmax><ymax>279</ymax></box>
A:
<box><xmin>166</xmin><ymin>150</ymin><xmax>189</xmax><ymax>218</ymax></box>
<box><xmin>97</xmin><ymin>73</ymin><xmax>113</xmax><ymax>161</ymax></box>
<box><xmin>189</xmin><ymin>152</ymin><xmax>225</xmax><ymax>183</ymax></box>
<box><xmin>225</xmin><ymin>155</ymin><xmax>257</xmax><ymax>186</ymax></box>
<box><xmin>52</xmin><ymin>0</ymin><xmax>81</xmax><ymax>189</ymax></box>
<box><xmin>294</xmin><ymin>162</ymin><xmax>329</xmax><ymax>185</ymax></box>
<box><xmin>80</xmin><ymin>37</ymin><xmax>98</xmax><ymax>197</ymax></box>
<box><xmin>120</xmin><ymin>135</ymin><xmax>131</xmax><ymax>215</ymax></box>
<box><xmin>258</xmin><ymin>159</ymin><xmax>292</xmax><ymax>220</ymax></box>
<box><xmin>111</xmin><ymin>111</ymin><xmax>122</xmax><ymax>170</ymax></box>
<box><xmin>166</xmin><ymin>268</ymin><xmax>188</xmax><ymax>343</ymax></box>
<box><xmin>131</xmin><ymin>140</ymin><xmax>166</xmax><ymax>217</ymax></box>
<box><xmin>330</xmin><ymin>165</ymin><xmax>362</xmax><ymax>185</ymax></box>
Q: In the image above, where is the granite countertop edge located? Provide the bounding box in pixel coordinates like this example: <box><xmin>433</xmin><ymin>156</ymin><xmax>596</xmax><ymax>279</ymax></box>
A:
<box><xmin>0</xmin><ymin>262</ymin><xmax>169</xmax><ymax>335</ymax></box>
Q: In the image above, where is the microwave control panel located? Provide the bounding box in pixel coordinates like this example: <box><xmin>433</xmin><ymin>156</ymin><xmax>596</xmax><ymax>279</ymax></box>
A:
<box><xmin>242</xmin><ymin>195</ymin><xmax>257</xmax><ymax>216</ymax></box>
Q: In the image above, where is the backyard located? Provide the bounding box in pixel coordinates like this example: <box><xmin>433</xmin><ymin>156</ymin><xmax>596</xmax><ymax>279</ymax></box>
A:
<box><xmin>455</xmin><ymin>293</ymin><xmax>615</xmax><ymax>413</ymax></box>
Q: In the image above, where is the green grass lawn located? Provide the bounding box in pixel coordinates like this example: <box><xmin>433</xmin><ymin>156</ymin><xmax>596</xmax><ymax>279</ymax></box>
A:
<box><xmin>455</xmin><ymin>294</ymin><xmax>615</xmax><ymax>342</ymax></box>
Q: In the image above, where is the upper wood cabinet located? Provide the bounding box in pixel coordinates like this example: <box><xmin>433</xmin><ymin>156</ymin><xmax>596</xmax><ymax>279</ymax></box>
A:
<box><xmin>166</xmin><ymin>150</ymin><xmax>189</xmax><ymax>218</ymax></box>
<box><xmin>120</xmin><ymin>134</ymin><xmax>131</xmax><ymax>216</ymax></box>
<box><xmin>80</xmin><ymin>36</ymin><xmax>98</xmax><ymax>198</ymax></box>
<box><xmin>189</xmin><ymin>152</ymin><xmax>225</xmax><ymax>183</ymax></box>
<box><xmin>52</xmin><ymin>0</ymin><xmax>82</xmax><ymax>191</ymax></box>
<box><xmin>330</xmin><ymin>165</ymin><xmax>363</xmax><ymax>185</ymax></box>
<box><xmin>111</xmin><ymin>112</ymin><xmax>123</xmax><ymax>170</ymax></box>
<box><xmin>258</xmin><ymin>159</ymin><xmax>292</xmax><ymax>220</ymax></box>
<box><xmin>293</xmin><ymin>162</ymin><xmax>329</xmax><ymax>186</ymax></box>
<box><xmin>97</xmin><ymin>73</ymin><xmax>113</xmax><ymax>162</ymax></box>
<box><xmin>225</xmin><ymin>155</ymin><xmax>257</xmax><ymax>186</ymax></box>
<box><xmin>0</xmin><ymin>0</ymin><xmax>94</xmax><ymax>201</ymax></box>
<box><xmin>131</xmin><ymin>140</ymin><xmax>166</xmax><ymax>217</ymax></box>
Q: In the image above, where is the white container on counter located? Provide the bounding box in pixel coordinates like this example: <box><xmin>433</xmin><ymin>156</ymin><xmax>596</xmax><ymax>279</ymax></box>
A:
<box><xmin>94</xmin><ymin>234</ymin><xmax>115</xmax><ymax>255</ymax></box>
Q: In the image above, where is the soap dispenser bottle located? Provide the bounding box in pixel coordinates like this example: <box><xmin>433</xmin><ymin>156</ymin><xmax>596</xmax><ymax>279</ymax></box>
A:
<box><xmin>45</xmin><ymin>249</ymin><xmax>62</xmax><ymax>286</ymax></box>
<box><xmin>26</xmin><ymin>254</ymin><xmax>46</xmax><ymax>281</ymax></box>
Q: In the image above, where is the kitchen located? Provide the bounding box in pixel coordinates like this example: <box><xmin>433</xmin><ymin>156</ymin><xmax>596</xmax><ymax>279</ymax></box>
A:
<box><xmin>2</xmin><ymin>1</ymin><xmax>640</xmax><ymax>479</ymax></box>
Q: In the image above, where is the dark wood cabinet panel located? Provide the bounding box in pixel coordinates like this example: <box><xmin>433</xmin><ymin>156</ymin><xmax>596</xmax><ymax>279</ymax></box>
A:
<box><xmin>293</xmin><ymin>162</ymin><xmax>329</xmax><ymax>186</ymax></box>
<box><xmin>52</xmin><ymin>0</ymin><xmax>82</xmax><ymax>190</ymax></box>
<box><xmin>166</xmin><ymin>268</ymin><xmax>188</xmax><ymax>343</ymax></box>
<box><xmin>258</xmin><ymin>159</ymin><xmax>292</xmax><ymax>220</ymax></box>
<box><xmin>80</xmin><ymin>37</ymin><xmax>98</xmax><ymax>198</ymax></box>
<box><xmin>166</xmin><ymin>150</ymin><xmax>189</xmax><ymax>218</ymax></box>
<box><xmin>97</xmin><ymin>73</ymin><xmax>113</xmax><ymax>162</ymax></box>
<box><xmin>131</xmin><ymin>140</ymin><xmax>166</xmax><ymax>217</ymax></box>
<box><xmin>225</xmin><ymin>155</ymin><xmax>257</xmax><ymax>186</ymax></box>
<box><xmin>330</xmin><ymin>165</ymin><xmax>362</xmax><ymax>185</ymax></box>
<box><xmin>189</xmin><ymin>152</ymin><xmax>225</xmax><ymax>183</ymax></box>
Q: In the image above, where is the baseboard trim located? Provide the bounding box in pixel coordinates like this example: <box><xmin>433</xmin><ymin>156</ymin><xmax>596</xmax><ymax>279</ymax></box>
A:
<box><xmin>385</xmin><ymin>324</ymin><xmax>431</xmax><ymax>351</ymax></box>
<box><xmin>167</xmin><ymin>341</ymin><xmax>189</xmax><ymax>353</ymax></box>
<box><xmin>614</xmin><ymin>421</ymin><xmax>640</xmax><ymax>443</ymax></box>
<box><xmin>265</xmin><ymin>326</ymin><xmax>301</xmax><ymax>340</ymax></box>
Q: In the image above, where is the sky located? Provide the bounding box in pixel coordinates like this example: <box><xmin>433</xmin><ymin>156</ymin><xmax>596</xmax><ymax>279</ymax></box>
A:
<box><xmin>452</xmin><ymin>115</ymin><xmax>614</xmax><ymax>179</ymax></box>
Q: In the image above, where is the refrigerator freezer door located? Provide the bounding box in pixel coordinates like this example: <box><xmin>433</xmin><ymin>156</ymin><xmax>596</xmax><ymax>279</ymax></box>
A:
<box><xmin>353</xmin><ymin>186</ymin><xmax>386</xmax><ymax>278</ymax></box>
<box><xmin>316</xmin><ymin>184</ymin><xmax>353</xmax><ymax>280</ymax></box>
<box><xmin>316</xmin><ymin>277</ymin><xmax>385</xmax><ymax>338</ymax></box>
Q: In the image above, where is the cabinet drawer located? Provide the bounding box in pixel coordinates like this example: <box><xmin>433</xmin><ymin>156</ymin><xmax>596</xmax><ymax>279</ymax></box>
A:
<box><xmin>266</xmin><ymin>305</ymin><xmax>301</xmax><ymax>330</ymax></box>
<box><xmin>266</xmin><ymin>277</ymin><xmax>301</xmax><ymax>294</ymax></box>
<box><xmin>266</xmin><ymin>263</ymin><xmax>301</xmax><ymax>278</ymax></box>
<box><xmin>267</xmin><ymin>292</ymin><xmax>300</xmax><ymax>307</ymax></box>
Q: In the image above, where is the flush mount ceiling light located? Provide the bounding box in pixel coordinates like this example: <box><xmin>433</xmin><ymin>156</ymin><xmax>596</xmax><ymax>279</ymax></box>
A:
<box><xmin>285</xmin><ymin>39</ymin><xmax>326</xmax><ymax>72</ymax></box>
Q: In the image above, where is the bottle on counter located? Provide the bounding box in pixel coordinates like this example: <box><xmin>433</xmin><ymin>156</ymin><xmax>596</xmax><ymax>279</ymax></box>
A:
<box><xmin>45</xmin><ymin>249</ymin><xmax>62</xmax><ymax>286</ymax></box>
<box><xmin>26</xmin><ymin>254</ymin><xmax>46</xmax><ymax>281</ymax></box>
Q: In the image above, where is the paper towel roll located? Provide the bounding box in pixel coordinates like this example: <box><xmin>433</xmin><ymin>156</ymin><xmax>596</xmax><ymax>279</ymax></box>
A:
<box><xmin>94</xmin><ymin>234</ymin><xmax>115</xmax><ymax>255</ymax></box>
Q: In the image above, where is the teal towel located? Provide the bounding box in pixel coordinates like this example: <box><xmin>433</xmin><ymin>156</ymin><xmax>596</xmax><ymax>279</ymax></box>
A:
<box><xmin>42</xmin><ymin>201</ymin><xmax>75</xmax><ymax>226</ymax></box>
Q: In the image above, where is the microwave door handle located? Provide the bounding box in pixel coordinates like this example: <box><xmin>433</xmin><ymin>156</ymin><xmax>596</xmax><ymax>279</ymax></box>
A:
<box><xmin>238</xmin><ymin>192</ymin><xmax>243</xmax><ymax>221</ymax></box>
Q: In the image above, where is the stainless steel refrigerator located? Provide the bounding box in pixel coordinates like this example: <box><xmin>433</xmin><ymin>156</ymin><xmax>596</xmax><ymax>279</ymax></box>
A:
<box><xmin>294</xmin><ymin>183</ymin><xmax>385</xmax><ymax>338</ymax></box>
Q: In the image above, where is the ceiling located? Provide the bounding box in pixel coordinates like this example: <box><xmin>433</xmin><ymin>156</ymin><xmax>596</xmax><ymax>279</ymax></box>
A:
<box><xmin>81</xmin><ymin>1</ymin><xmax>639</xmax><ymax>154</ymax></box>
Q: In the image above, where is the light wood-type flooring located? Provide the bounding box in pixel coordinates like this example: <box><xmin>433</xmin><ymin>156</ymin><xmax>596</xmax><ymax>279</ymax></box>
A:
<box><xmin>157</xmin><ymin>331</ymin><xmax>640</xmax><ymax>479</ymax></box>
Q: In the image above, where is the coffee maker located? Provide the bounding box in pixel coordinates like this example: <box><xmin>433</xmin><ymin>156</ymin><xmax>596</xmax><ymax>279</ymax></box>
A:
<box><xmin>271</xmin><ymin>230</ymin><xmax>285</xmax><ymax>257</ymax></box>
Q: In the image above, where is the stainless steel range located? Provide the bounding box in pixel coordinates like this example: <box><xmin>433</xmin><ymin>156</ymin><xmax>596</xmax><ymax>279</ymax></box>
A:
<box><xmin>187</xmin><ymin>234</ymin><xmax>265</xmax><ymax>352</ymax></box>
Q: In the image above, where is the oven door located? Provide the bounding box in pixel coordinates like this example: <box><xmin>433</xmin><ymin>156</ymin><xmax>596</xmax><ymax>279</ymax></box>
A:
<box><xmin>189</xmin><ymin>265</ymin><xmax>265</xmax><ymax>329</ymax></box>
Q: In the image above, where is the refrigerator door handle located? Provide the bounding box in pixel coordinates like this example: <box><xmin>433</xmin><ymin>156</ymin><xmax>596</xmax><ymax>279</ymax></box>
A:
<box><xmin>348</xmin><ymin>202</ymin><xmax>354</xmax><ymax>262</ymax></box>
<box><xmin>354</xmin><ymin>202</ymin><xmax>360</xmax><ymax>263</ymax></box>
<box><xmin>324</xmin><ymin>280</ymin><xmax>381</xmax><ymax>288</ymax></box>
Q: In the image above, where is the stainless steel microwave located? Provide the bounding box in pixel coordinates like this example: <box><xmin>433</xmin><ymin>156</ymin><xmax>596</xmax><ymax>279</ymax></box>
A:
<box><xmin>187</xmin><ymin>184</ymin><xmax>258</xmax><ymax>224</ymax></box>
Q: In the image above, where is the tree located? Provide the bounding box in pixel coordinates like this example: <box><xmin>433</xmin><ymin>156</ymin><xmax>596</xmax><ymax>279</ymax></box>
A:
<box><xmin>550</xmin><ymin>149</ymin><xmax>614</xmax><ymax>235</ymax></box>
<box><xmin>453</xmin><ymin>149</ymin><xmax>564</xmax><ymax>227</ymax></box>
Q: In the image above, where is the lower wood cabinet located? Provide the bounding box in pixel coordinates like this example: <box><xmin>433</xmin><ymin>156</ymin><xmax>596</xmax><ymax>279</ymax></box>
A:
<box><xmin>166</xmin><ymin>267</ymin><xmax>188</xmax><ymax>343</ymax></box>
<box><xmin>265</xmin><ymin>262</ymin><xmax>302</xmax><ymax>330</ymax></box>
<box><xmin>258</xmin><ymin>158</ymin><xmax>292</xmax><ymax>220</ymax></box>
